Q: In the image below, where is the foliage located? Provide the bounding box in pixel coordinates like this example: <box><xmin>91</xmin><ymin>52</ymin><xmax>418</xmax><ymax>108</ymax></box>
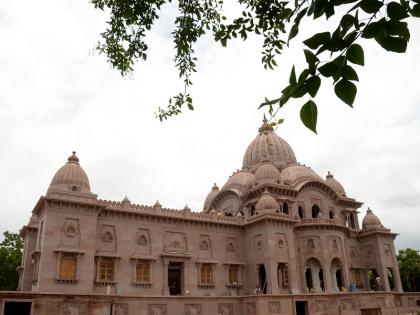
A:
<box><xmin>0</xmin><ymin>231</ymin><xmax>23</xmax><ymax>291</ymax></box>
<box><xmin>90</xmin><ymin>0</ymin><xmax>419</xmax><ymax>133</ymax></box>
<box><xmin>397</xmin><ymin>248</ymin><xmax>420</xmax><ymax>292</ymax></box>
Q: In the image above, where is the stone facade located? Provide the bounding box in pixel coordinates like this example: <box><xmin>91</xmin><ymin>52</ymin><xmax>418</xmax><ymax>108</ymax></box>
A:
<box><xmin>6</xmin><ymin>118</ymin><xmax>418</xmax><ymax>315</ymax></box>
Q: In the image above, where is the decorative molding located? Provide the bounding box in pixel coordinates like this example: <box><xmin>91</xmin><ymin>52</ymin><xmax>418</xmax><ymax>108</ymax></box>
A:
<box><xmin>184</xmin><ymin>304</ymin><xmax>202</xmax><ymax>315</ymax></box>
<box><xmin>268</xmin><ymin>301</ymin><xmax>281</xmax><ymax>314</ymax></box>
<box><xmin>112</xmin><ymin>303</ymin><xmax>128</xmax><ymax>315</ymax></box>
<box><xmin>61</xmin><ymin>303</ymin><xmax>87</xmax><ymax>315</ymax></box>
<box><xmin>148</xmin><ymin>304</ymin><xmax>167</xmax><ymax>315</ymax></box>
<box><xmin>217</xmin><ymin>303</ymin><xmax>233</xmax><ymax>315</ymax></box>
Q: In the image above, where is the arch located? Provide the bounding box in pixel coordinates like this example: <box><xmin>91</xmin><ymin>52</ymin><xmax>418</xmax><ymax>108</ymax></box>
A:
<box><xmin>311</xmin><ymin>205</ymin><xmax>320</xmax><ymax>219</ymax></box>
<box><xmin>330</xmin><ymin>257</ymin><xmax>344</xmax><ymax>291</ymax></box>
<box><xmin>296</xmin><ymin>180</ymin><xmax>338</xmax><ymax>199</ymax></box>
<box><xmin>208</xmin><ymin>189</ymin><xmax>242</xmax><ymax>212</ymax></box>
<box><xmin>298</xmin><ymin>205</ymin><xmax>305</xmax><ymax>219</ymax></box>
<box><xmin>304</xmin><ymin>258</ymin><xmax>324</xmax><ymax>292</ymax></box>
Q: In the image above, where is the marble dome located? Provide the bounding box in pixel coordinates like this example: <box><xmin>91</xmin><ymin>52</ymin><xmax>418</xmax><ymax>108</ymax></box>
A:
<box><xmin>203</xmin><ymin>183</ymin><xmax>219</xmax><ymax>211</ymax></box>
<box><xmin>255</xmin><ymin>190</ymin><xmax>279</xmax><ymax>212</ymax></box>
<box><xmin>49</xmin><ymin>152</ymin><xmax>91</xmax><ymax>193</ymax></box>
<box><xmin>325</xmin><ymin>171</ymin><xmax>346</xmax><ymax>196</ymax></box>
<box><xmin>362</xmin><ymin>208</ymin><xmax>383</xmax><ymax>230</ymax></box>
<box><xmin>280</xmin><ymin>164</ymin><xmax>322</xmax><ymax>185</ymax></box>
<box><xmin>222</xmin><ymin>170</ymin><xmax>254</xmax><ymax>190</ymax></box>
<box><xmin>242</xmin><ymin>117</ymin><xmax>296</xmax><ymax>172</ymax></box>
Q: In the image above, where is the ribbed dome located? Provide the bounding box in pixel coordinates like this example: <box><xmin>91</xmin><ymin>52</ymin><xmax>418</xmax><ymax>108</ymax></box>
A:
<box><xmin>255</xmin><ymin>190</ymin><xmax>279</xmax><ymax>212</ymax></box>
<box><xmin>243</xmin><ymin>117</ymin><xmax>297</xmax><ymax>172</ymax></box>
<box><xmin>253</xmin><ymin>160</ymin><xmax>282</xmax><ymax>186</ymax></box>
<box><xmin>325</xmin><ymin>171</ymin><xmax>346</xmax><ymax>196</ymax></box>
<box><xmin>203</xmin><ymin>183</ymin><xmax>219</xmax><ymax>211</ymax></box>
<box><xmin>223</xmin><ymin>170</ymin><xmax>254</xmax><ymax>190</ymax></box>
<box><xmin>362</xmin><ymin>208</ymin><xmax>383</xmax><ymax>229</ymax></box>
<box><xmin>280</xmin><ymin>164</ymin><xmax>322</xmax><ymax>185</ymax></box>
<box><xmin>49</xmin><ymin>152</ymin><xmax>91</xmax><ymax>193</ymax></box>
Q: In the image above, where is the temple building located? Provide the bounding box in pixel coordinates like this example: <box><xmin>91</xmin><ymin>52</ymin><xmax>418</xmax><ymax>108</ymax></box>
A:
<box><xmin>3</xmin><ymin>118</ymin><xmax>419</xmax><ymax>315</ymax></box>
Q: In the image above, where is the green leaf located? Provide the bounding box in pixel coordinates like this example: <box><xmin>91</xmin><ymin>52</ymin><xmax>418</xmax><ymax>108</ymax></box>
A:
<box><xmin>387</xmin><ymin>2</ymin><xmax>409</xmax><ymax>20</ymax></box>
<box><xmin>340</xmin><ymin>14</ymin><xmax>355</xmax><ymax>32</ymax></box>
<box><xmin>362</xmin><ymin>19</ymin><xmax>385</xmax><ymax>38</ymax></box>
<box><xmin>346</xmin><ymin>44</ymin><xmax>364</xmax><ymax>65</ymax></box>
<box><xmin>318</xmin><ymin>61</ymin><xmax>340</xmax><ymax>77</ymax></box>
<box><xmin>306</xmin><ymin>76</ymin><xmax>321</xmax><ymax>97</ymax></box>
<box><xmin>303</xmin><ymin>32</ymin><xmax>331</xmax><ymax>49</ymax></box>
<box><xmin>300</xmin><ymin>100</ymin><xmax>318</xmax><ymax>133</ymax></box>
<box><xmin>289</xmin><ymin>65</ymin><xmax>297</xmax><ymax>85</ymax></box>
<box><xmin>288</xmin><ymin>24</ymin><xmax>299</xmax><ymax>44</ymax></box>
<box><xmin>341</xmin><ymin>65</ymin><xmax>359</xmax><ymax>81</ymax></box>
<box><xmin>375</xmin><ymin>32</ymin><xmax>408</xmax><ymax>52</ymax></box>
<box><xmin>334</xmin><ymin>79</ymin><xmax>357</xmax><ymax>106</ymax></box>
<box><xmin>304</xmin><ymin>49</ymin><xmax>319</xmax><ymax>65</ymax></box>
<box><xmin>386</xmin><ymin>19</ymin><xmax>410</xmax><ymax>40</ymax></box>
<box><xmin>359</xmin><ymin>0</ymin><xmax>383</xmax><ymax>13</ymax></box>
<box><xmin>413</xmin><ymin>4</ymin><xmax>420</xmax><ymax>17</ymax></box>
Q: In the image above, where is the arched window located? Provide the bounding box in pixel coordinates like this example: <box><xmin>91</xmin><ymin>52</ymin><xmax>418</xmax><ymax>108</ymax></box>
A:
<box><xmin>283</xmin><ymin>202</ymin><xmax>289</xmax><ymax>214</ymax></box>
<box><xmin>329</xmin><ymin>210</ymin><xmax>334</xmax><ymax>219</ymax></box>
<box><xmin>200</xmin><ymin>264</ymin><xmax>213</xmax><ymax>284</ymax></box>
<box><xmin>298</xmin><ymin>206</ymin><xmax>305</xmax><ymax>219</ymax></box>
<box><xmin>312</xmin><ymin>205</ymin><xmax>320</xmax><ymax>219</ymax></box>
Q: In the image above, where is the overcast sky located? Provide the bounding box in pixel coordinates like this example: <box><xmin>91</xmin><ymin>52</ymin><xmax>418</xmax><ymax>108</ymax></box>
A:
<box><xmin>1</xmin><ymin>1</ymin><xmax>419</xmax><ymax>250</ymax></box>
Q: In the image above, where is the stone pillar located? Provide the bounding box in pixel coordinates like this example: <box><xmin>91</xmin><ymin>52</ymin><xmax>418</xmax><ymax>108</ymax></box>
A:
<box><xmin>331</xmin><ymin>267</ymin><xmax>339</xmax><ymax>292</ymax></box>
<box><xmin>269</xmin><ymin>261</ymin><xmax>280</xmax><ymax>295</ymax></box>
<box><xmin>312</xmin><ymin>267</ymin><xmax>322</xmax><ymax>292</ymax></box>
<box><xmin>184</xmin><ymin>261</ymin><xmax>190</xmax><ymax>295</ymax></box>
<box><xmin>162</xmin><ymin>260</ymin><xmax>169</xmax><ymax>295</ymax></box>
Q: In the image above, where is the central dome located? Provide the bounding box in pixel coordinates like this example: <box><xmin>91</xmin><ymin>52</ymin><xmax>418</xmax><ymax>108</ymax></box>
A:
<box><xmin>243</xmin><ymin>117</ymin><xmax>297</xmax><ymax>172</ymax></box>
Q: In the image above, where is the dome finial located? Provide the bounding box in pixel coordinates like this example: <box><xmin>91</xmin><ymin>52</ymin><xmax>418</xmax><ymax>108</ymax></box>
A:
<box><xmin>68</xmin><ymin>151</ymin><xmax>79</xmax><ymax>163</ymax></box>
<box><xmin>263</xmin><ymin>113</ymin><xmax>268</xmax><ymax>124</ymax></box>
<box><xmin>326</xmin><ymin>171</ymin><xmax>333</xmax><ymax>178</ymax></box>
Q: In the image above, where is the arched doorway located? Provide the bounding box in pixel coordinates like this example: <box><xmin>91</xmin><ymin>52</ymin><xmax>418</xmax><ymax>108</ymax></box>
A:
<box><xmin>304</xmin><ymin>258</ymin><xmax>324</xmax><ymax>292</ymax></box>
<box><xmin>330</xmin><ymin>258</ymin><xmax>344</xmax><ymax>291</ymax></box>
<box><xmin>311</xmin><ymin>205</ymin><xmax>320</xmax><ymax>218</ymax></box>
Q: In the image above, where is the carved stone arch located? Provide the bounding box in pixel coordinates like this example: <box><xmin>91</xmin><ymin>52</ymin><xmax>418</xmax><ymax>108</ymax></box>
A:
<box><xmin>297</xmin><ymin>180</ymin><xmax>338</xmax><ymax>200</ymax></box>
<box><xmin>210</xmin><ymin>189</ymin><xmax>244</xmax><ymax>216</ymax></box>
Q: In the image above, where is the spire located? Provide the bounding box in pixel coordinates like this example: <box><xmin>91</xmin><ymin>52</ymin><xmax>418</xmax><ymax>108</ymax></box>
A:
<box><xmin>258</xmin><ymin>113</ymin><xmax>274</xmax><ymax>133</ymax></box>
<box><xmin>67</xmin><ymin>151</ymin><xmax>79</xmax><ymax>163</ymax></box>
<box><xmin>326</xmin><ymin>171</ymin><xmax>333</xmax><ymax>179</ymax></box>
<box><xmin>212</xmin><ymin>183</ymin><xmax>219</xmax><ymax>190</ymax></box>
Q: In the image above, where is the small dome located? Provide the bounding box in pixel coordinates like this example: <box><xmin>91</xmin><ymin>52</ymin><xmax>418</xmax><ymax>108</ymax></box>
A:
<box><xmin>325</xmin><ymin>171</ymin><xmax>346</xmax><ymax>196</ymax></box>
<box><xmin>222</xmin><ymin>170</ymin><xmax>254</xmax><ymax>190</ymax></box>
<box><xmin>243</xmin><ymin>116</ymin><xmax>297</xmax><ymax>172</ymax></box>
<box><xmin>203</xmin><ymin>183</ymin><xmax>219</xmax><ymax>211</ymax></box>
<box><xmin>362</xmin><ymin>208</ymin><xmax>383</xmax><ymax>229</ymax></box>
<box><xmin>255</xmin><ymin>190</ymin><xmax>279</xmax><ymax>212</ymax></box>
<box><xmin>49</xmin><ymin>152</ymin><xmax>91</xmax><ymax>193</ymax></box>
<box><xmin>253</xmin><ymin>160</ymin><xmax>282</xmax><ymax>186</ymax></box>
<box><xmin>280</xmin><ymin>164</ymin><xmax>322</xmax><ymax>185</ymax></box>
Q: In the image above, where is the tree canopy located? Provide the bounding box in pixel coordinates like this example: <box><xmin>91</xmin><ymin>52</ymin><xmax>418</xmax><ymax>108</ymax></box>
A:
<box><xmin>397</xmin><ymin>248</ymin><xmax>420</xmax><ymax>292</ymax></box>
<box><xmin>0</xmin><ymin>231</ymin><xmax>23</xmax><ymax>290</ymax></box>
<box><xmin>90</xmin><ymin>0</ymin><xmax>419</xmax><ymax>133</ymax></box>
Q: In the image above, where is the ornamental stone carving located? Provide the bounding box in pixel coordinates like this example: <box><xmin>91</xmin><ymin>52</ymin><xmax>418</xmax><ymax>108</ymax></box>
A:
<box><xmin>61</xmin><ymin>303</ymin><xmax>87</xmax><ymax>315</ymax></box>
<box><xmin>268</xmin><ymin>301</ymin><xmax>281</xmax><ymax>314</ymax></box>
<box><xmin>246</xmin><ymin>302</ymin><xmax>256</xmax><ymax>315</ymax></box>
<box><xmin>113</xmin><ymin>303</ymin><xmax>128</xmax><ymax>315</ymax></box>
<box><xmin>218</xmin><ymin>303</ymin><xmax>233</xmax><ymax>315</ymax></box>
<box><xmin>148</xmin><ymin>304</ymin><xmax>167</xmax><ymax>315</ymax></box>
<box><xmin>185</xmin><ymin>304</ymin><xmax>202</xmax><ymax>315</ymax></box>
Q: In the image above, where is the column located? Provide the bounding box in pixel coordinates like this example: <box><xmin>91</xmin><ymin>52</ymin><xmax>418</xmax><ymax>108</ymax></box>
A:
<box><xmin>269</xmin><ymin>261</ymin><xmax>280</xmax><ymax>295</ymax></box>
<box><xmin>162</xmin><ymin>259</ymin><xmax>169</xmax><ymax>295</ymax></box>
<box><xmin>331</xmin><ymin>267</ymin><xmax>339</xmax><ymax>292</ymax></box>
<box><xmin>312</xmin><ymin>267</ymin><xmax>322</xmax><ymax>292</ymax></box>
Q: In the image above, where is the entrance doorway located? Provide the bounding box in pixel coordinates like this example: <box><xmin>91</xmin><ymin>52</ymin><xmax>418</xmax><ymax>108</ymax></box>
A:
<box><xmin>168</xmin><ymin>262</ymin><xmax>183</xmax><ymax>295</ymax></box>
<box><xmin>258</xmin><ymin>264</ymin><xmax>267</xmax><ymax>294</ymax></box>
<box><xmin>295</xmin><ymin>301</ymin><xmax>308</xmax><ymax>315</ymax></box>
<box><xmin>4</xmin><ymin>301</ymin><xmax>32</xmax><ymax>315</ymax></box>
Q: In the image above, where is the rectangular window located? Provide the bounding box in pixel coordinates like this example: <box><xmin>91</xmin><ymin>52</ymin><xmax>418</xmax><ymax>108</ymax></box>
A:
<box><xmin>228</xmin><ymin>266</ymin><xmax>239</xmax><ymax>285</ymax></box>
<box><xmin>135</xmin><ymin>261</ymin><xmax>150</xmax><ymax>283</ymax></box>
<box><xmin>59</xmin><ymin>254</ymin><xmax>77</xmax><ymax>279</ymax></box>
<box><xmin>200</xmin><ymin>263</ymin><xmax>213</xmax><ymax>284</ymax></box>
<box><xmin>99</xmin><ymin>258</ymin><xmax>114</xmax><ymax>281</ymax></box>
